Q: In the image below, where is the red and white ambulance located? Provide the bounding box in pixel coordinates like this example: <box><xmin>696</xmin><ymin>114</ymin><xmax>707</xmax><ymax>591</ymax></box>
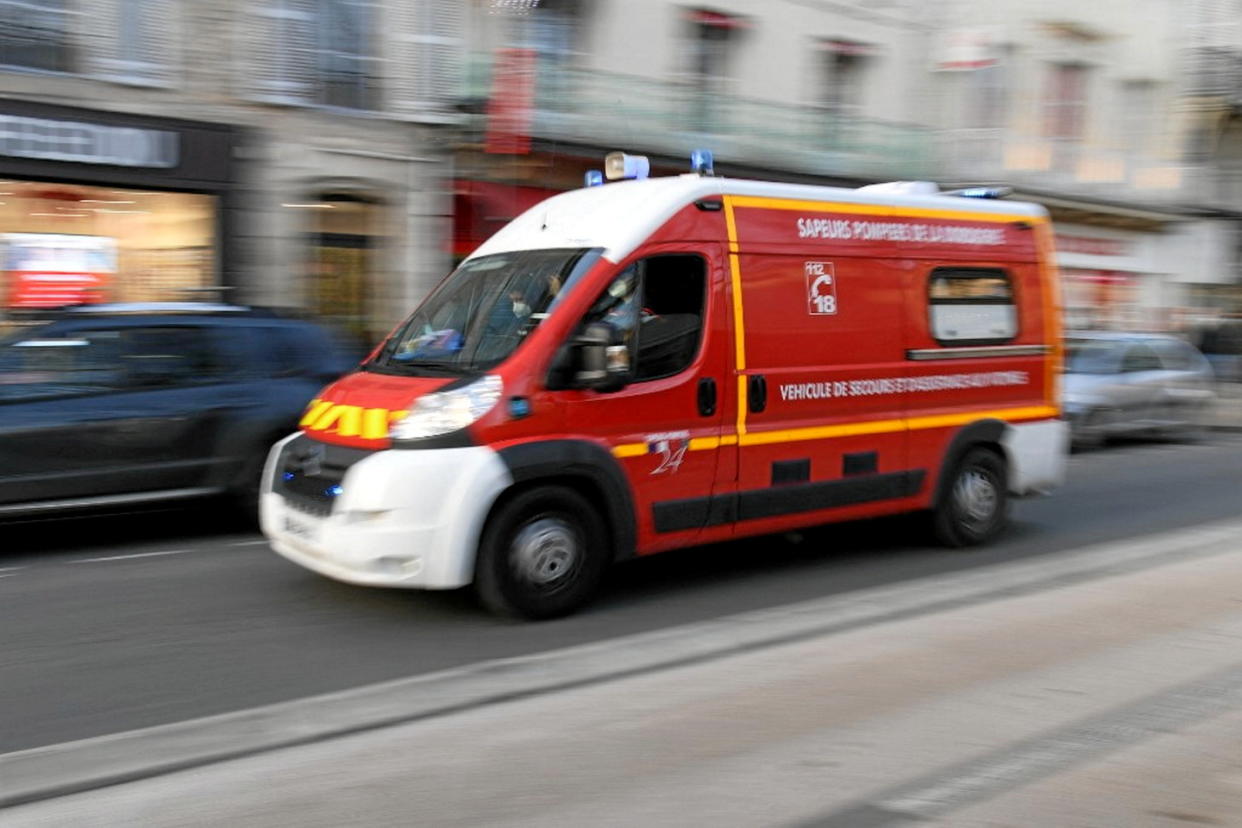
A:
<box><xmin>260</xmin><ymin>153</ymin><xmax>1066</xmax><ymax>618</ymax></box>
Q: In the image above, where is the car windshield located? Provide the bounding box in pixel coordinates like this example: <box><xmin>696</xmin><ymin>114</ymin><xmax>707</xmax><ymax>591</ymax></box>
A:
<box><xmin>1065</xmin><ymin>339</ymin><xmax>1122</xmax><ymax>374</ymax></box>
<box><xmin>368</xmin><ymin>248</ymin><xmax>601</xmax><ymax>376</ymax></box>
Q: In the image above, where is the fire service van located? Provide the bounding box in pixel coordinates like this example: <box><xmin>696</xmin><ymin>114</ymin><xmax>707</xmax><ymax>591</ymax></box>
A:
<box><xmin>260</xmin><ymin>151</ymin><xmax>1067</xmax><ymax>618</ymax></box>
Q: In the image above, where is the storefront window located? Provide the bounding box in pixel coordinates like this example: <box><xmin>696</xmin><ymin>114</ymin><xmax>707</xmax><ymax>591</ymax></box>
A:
<box><xmin>303</xmin><ymin>193</ymin><xmax>382</xmax><ymax>346</ymax></box>
<box><xmin>0</xmin><ymin>180</ymin><xmax>217</xmax><ymax>314</ymax></box>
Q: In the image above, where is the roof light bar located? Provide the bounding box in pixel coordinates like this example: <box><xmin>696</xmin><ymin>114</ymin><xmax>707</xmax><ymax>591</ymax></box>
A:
<box><xmin>604</xmin><ymin>152</ymin><xmax>650</xmax><ymax>181</ymax></box>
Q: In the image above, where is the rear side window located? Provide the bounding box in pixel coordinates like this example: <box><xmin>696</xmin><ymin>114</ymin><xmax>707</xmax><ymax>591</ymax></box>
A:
<box><xmin>928</xmin><ymin>268</ymin><xmax>1017</xmax><ymax>345</ymax></box>
<box><xmin>1150</xmin><ymin>340</ymin><xmax>1199</xmax><ymax>371</ymax></box>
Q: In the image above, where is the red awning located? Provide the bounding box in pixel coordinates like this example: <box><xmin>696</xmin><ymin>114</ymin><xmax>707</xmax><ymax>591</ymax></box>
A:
<box><xmin>452</xmin><ymin>180</ymin><xmax>563</xmax><ymax>258</ymax></box>
<box><xmin>687</xmin><ymin>9</ymin><xmax>750</xmax><ymax>29</ymax></box>
<box><xmin>819</xmin><ymin>39</ymin><xmax>877</xmax><ymax>56</ymax></box>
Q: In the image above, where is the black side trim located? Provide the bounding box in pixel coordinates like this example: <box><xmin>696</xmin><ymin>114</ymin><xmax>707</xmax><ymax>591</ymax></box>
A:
<box><xmin>498</xmin><ymin>440</ymin><xmax>638</xmax><ymax>561</ymax></box>
<box><xmin>932</xmin><ymin>419</ymin><xmax>1008</xmax><ymax>507</ymax></box>
<box><xmin>652</xmin><ymin>469</ymin><xmax>927</xmax><ymax>533</ymax></box>
<box><xmin>772</xmin><ymin>458</ymin><xmax>810</xmax><ymax>486</ymax></box>
<box><xmin>737</xmin><ymin>470</ymin><xmax>925</xmax><ymax>522</ymax></box>
<box><xmin>652</xmin><ymin>497</ymin><xmax>713</xmax><ymax>534</ymax></box>
<box><xmin>843</xmin><ymin>451</ymin><xmax>878</xmax><ymax>477</ymax></box>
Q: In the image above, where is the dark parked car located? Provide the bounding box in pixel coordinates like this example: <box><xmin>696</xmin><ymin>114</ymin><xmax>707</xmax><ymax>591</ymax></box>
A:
<box><xmin>0</xmin><ymin>303</ymin><xmax>359</xmax><ymax>517</ymax></box>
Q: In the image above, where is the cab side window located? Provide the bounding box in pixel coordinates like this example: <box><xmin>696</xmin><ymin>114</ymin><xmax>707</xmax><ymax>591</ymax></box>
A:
<box><xmin>583</xmin><ymin>254</ymin><xmax>706</xmax><ymax>382</ymax></box>
<box><xmin>928</xmin><ymin>268</ymin><xmax>1017</xmax><ymax>345</ymax></box>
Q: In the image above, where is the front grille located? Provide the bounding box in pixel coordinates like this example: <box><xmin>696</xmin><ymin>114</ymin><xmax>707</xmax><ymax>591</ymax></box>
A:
<box><xmin>273</xmin><ymin>435</ymin><xmax>373</xmax><ymax>517</ymax></box>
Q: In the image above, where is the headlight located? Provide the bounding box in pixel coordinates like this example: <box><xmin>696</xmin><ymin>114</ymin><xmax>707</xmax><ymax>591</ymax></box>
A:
<box><xmin>390</xmin><ymin>374</ymin><xmax>503</xmax><ymax>441</ymax></box>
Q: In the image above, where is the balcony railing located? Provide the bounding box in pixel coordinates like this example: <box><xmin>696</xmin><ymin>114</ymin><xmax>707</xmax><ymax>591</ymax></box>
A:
<box><xmin>470</xmin><ymin>64</ymin><xmax>935</xmax><ymax>181</ymax></box>
<box><xmin>939</xmin><ymin>128</ymin><xmax>1242</xmax><ymax>211</ymax></box>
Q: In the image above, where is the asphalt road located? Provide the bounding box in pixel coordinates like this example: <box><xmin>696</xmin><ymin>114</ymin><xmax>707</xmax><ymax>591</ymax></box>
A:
<box><xmin>3</xmin><ymin>434</ymin><xmax>1241</xmax><ymax>755</ymax></box>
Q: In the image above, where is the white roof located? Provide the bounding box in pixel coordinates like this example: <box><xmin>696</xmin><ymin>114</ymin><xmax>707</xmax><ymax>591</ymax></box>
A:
<box><xmin>468</xmin><ymin>174</ymin><xmax>1049</xmax><ymax>264</ymax></box>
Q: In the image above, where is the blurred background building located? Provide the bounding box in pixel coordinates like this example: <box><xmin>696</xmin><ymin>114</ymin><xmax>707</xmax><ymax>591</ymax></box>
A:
<box><xmin>2</xmin><ymin>0</ymin><xmax>1241</xmax><ymax>343</ymax></box>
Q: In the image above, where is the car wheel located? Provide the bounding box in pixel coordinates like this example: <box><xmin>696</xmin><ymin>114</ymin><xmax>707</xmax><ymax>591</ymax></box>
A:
<box><xmin>474</xmin><ymin>486</ymin><xmax>609</xmax><ymax>620</ymax></box>
<box><xmin>1071</xmin><ymin>410</ymin><xmax>1107</xmax><ymax>451</ymax></box>
<box><xmin>932</xmin><ymin>447</ymin><xmax>1008</xmax><ymax>548</ymax></box>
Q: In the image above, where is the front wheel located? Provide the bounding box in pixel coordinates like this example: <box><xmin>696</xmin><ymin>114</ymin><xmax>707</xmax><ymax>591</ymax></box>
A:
<box><xmin>932</xmin><ymin>447</ymin><xmax>1008</xmax><ymax>547</ymax></box>
<box><xmin>474</xmin><ymin>486</ymin><xmax>609</xmax><ymax>620</ymax></box>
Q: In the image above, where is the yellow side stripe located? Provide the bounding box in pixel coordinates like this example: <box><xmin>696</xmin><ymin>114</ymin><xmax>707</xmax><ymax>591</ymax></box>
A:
<box><xmin>608</xmin><ymin>406</ymin><xmax>1059</xmax><ymax>458</ymax></box>
<box><xmin>725</xmin><ymin>195</ymin><xmax>1050</xmax><ymax>225</ymax></box>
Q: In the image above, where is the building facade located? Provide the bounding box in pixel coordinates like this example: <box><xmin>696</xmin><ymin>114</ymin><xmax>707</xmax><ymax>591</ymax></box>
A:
<box><xmin>0</xmin><ymin>0</ymin><xmax>464</xmax><ymax>342</ymax></box>
<box><xmin>464</xmin><ymin>0</ymin><xmax>1242</xmax><ymax>332</ymax></box>
<box><xmin>2</xmin><ymin>0</ymin><xmax>1240</xmax><ymax>340</ymax></box>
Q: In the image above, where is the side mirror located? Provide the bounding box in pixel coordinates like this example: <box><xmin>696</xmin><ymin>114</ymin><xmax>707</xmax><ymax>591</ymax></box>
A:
<box><xmin>572</xmin><ymin>322</ymin><xmax>630</xmax><ymax>392</ymax></box>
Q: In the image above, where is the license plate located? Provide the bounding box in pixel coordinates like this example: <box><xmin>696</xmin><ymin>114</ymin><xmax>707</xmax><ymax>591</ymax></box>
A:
<box><xmin>283</xmin><ymin>513</ymin><xmax>320</xmax><ymax>543</ymax></box>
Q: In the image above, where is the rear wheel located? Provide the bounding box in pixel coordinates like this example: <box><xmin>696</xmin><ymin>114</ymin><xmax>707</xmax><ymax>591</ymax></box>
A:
<box><xmin>932</xmin><ymin>447</ymin><xmax>1008</xmax><ymax>547</ymax></box>
<box><xmin>474</xmin><ymin>486</ymin><xmax>608</xmax><ymax>620</ymax></box>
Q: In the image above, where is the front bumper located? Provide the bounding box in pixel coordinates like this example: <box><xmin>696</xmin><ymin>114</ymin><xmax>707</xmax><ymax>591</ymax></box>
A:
<box><xmin>260</xmin><ymin>434</ymin><xmax>513</xmax><ymax>589</ymax></box>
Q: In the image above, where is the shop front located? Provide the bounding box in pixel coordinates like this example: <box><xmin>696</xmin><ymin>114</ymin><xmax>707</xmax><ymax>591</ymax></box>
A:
<box><xmin>0</xmin><ymin>100</ymin><xmax>238</xmax><ymax>320</ymax></box>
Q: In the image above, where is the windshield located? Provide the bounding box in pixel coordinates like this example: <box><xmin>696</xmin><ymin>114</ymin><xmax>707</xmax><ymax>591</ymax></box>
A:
<box><xmin>1065</xmin><ymin>339</ymin><xmax>1122</xmax><ymax>374</ymax></box>
<box><xmin>368</xmin><ymin>248</ymin><xmax>602</xmax><ymax>376</ymax></box>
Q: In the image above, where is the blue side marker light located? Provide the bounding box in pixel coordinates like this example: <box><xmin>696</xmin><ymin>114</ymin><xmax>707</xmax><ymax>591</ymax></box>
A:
<box><xmin>508</xmin><ymin>397</ymin><xmax>532</xmax><ymax>418</ymax></box>
<box><xmin>584</xmin><ymin>170</ymin><xmax>604</xmax><ymax>187</ymax></box>
<box><xmin>326</xmin><ymin>485</ymin><xmax>343</xmax><ymax>498</ymax></box>
<box><xmin>952</xmin><ymin>186</ymin><xmax>1013</xmax><ymax>199</ymax></box>
<box><xmin>283</xmin><ymin>472</ymin><xmax>295</xmax><ymax>481</ymax></box>
<box><xmin>690</xmin><ymin>148</ymin><xmax>714</xmax><ymax>175</ymax></box>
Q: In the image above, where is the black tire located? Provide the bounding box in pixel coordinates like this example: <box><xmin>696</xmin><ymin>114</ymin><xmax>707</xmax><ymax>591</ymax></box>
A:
<box><xmin>1070</xmin><ymin>410</ymin><xmax>1106</xmax><ymax>452</ymax></box>
<box><xmin>474</xmin><ymin>486</ymin><xmax>609</xmax><ymax>620</ymax></box>
<box><xmin>231</xmin><ymin>439</ymin><xmax>281</xmax><ymax>523</ymax></box>
<box><xmin>932</xmin><ymin>447</ymin><xmax>1008</xmax><ymax>548</ymax></box>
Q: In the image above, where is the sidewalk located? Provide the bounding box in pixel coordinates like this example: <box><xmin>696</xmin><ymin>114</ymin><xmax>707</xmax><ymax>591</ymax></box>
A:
<box><xmin>5</xmin><ymin>519</ymin><xmax>1242</xmax><ymax>826</ymax></box>
<box><xmin>1209</xmin><ymin>381</ymin><xmax>1242</xmax><ymax>430</ymax></box>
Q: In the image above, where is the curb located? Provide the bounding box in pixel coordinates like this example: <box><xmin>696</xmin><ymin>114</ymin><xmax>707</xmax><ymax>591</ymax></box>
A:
<box><xmin>3</xmin><ymin>518</ymin><xmax>1241</xmax><ymax>809</ymax></box>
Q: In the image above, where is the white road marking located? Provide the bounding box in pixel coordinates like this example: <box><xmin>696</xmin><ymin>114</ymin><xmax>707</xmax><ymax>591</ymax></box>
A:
<box><xmin>228</xmin><ymin>540</ymin><xmax>269</xmax><ymax>547</ymax></box>
<box><xmin>0</xmin><ymin>566</ymin><xmax>25</xmax><ymax>574</ymax></box>
<box><xmin>69</xmin><ymin>549</ymin><xmax>190</xmax><ymax>564</ymax></box>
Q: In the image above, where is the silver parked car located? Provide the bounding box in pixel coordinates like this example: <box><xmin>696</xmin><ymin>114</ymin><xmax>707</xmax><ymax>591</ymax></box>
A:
<box><xmin>1063</xmin><ymin>332</ymin><xmax>1216</xmax><ymax>448</ymax></box>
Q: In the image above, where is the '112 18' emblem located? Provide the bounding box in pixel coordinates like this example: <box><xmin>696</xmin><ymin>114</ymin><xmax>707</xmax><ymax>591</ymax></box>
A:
<box><xmin>805</xmin><ymin>261</ymin><xmax>838</xmax><ymax>315</ymax></box>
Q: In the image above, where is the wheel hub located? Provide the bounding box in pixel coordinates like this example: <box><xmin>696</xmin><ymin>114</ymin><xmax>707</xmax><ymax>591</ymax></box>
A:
<box><xmin>953</xmin><ymin>469</ymin><xmax>997</xmax><ymax>526</ymax></box>
<box><xmin>511</xmin><ymin>517</ymin><xmax>579</xmax><ymax>587</ymax></box>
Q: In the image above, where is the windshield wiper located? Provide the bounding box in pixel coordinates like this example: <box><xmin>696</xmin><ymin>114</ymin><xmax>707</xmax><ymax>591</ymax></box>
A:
<box><xmin>364</xmin><ymin>358</ymin><xmax>464</xmax><ymax>376</ymax></box>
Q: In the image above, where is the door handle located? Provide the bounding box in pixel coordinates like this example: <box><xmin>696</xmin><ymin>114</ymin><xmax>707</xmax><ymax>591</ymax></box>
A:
<box><xmin>748</xmin><ymin>374</ymin><xmax>767</xmax><ymax>413</ymax></box>
<box><xmin>697</xmin><ymin>377</ymin><xmax>717</xmax><ymax>417</ymax></box>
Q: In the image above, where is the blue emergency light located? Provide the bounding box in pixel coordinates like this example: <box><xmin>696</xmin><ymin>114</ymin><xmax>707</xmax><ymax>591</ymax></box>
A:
<box><xmin>326</xmin><ymin>484</ymin><xmax>343</xmax><ymax>498</ymax></box>
<box><xmin>952</xmin><ymin>186</ymin><xmax>1013</xmax><ymax>199</ymax></box>
<box><xmin>584</xmin><ymin>170</ymin><xmax>604</xmax><ymax>187</ymax></box>
<box><xmin>691</xmin><ymin>148</ymin><xmax>714</xmax><ymax>175</ymax></box>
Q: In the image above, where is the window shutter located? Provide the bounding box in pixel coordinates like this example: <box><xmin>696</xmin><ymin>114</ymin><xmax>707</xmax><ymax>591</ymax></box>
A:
<box><xmin>389</xmin><ymin>0</ymin><xmax>463</xmax><ymax>117</ymax></box>
<box><xmin>244</xmin><ymin>0</ymin><xmax>317</xmax><ymax>104</ymax></box>
<box><xmin>76</xmin><ymin>0</ymin><xmax>118</xmax><ymax>75</ymax></box>
<box><xmin>86</xmin><ymin>0</ymin><xmax>178</xmax><ymax>85</ymax></box>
